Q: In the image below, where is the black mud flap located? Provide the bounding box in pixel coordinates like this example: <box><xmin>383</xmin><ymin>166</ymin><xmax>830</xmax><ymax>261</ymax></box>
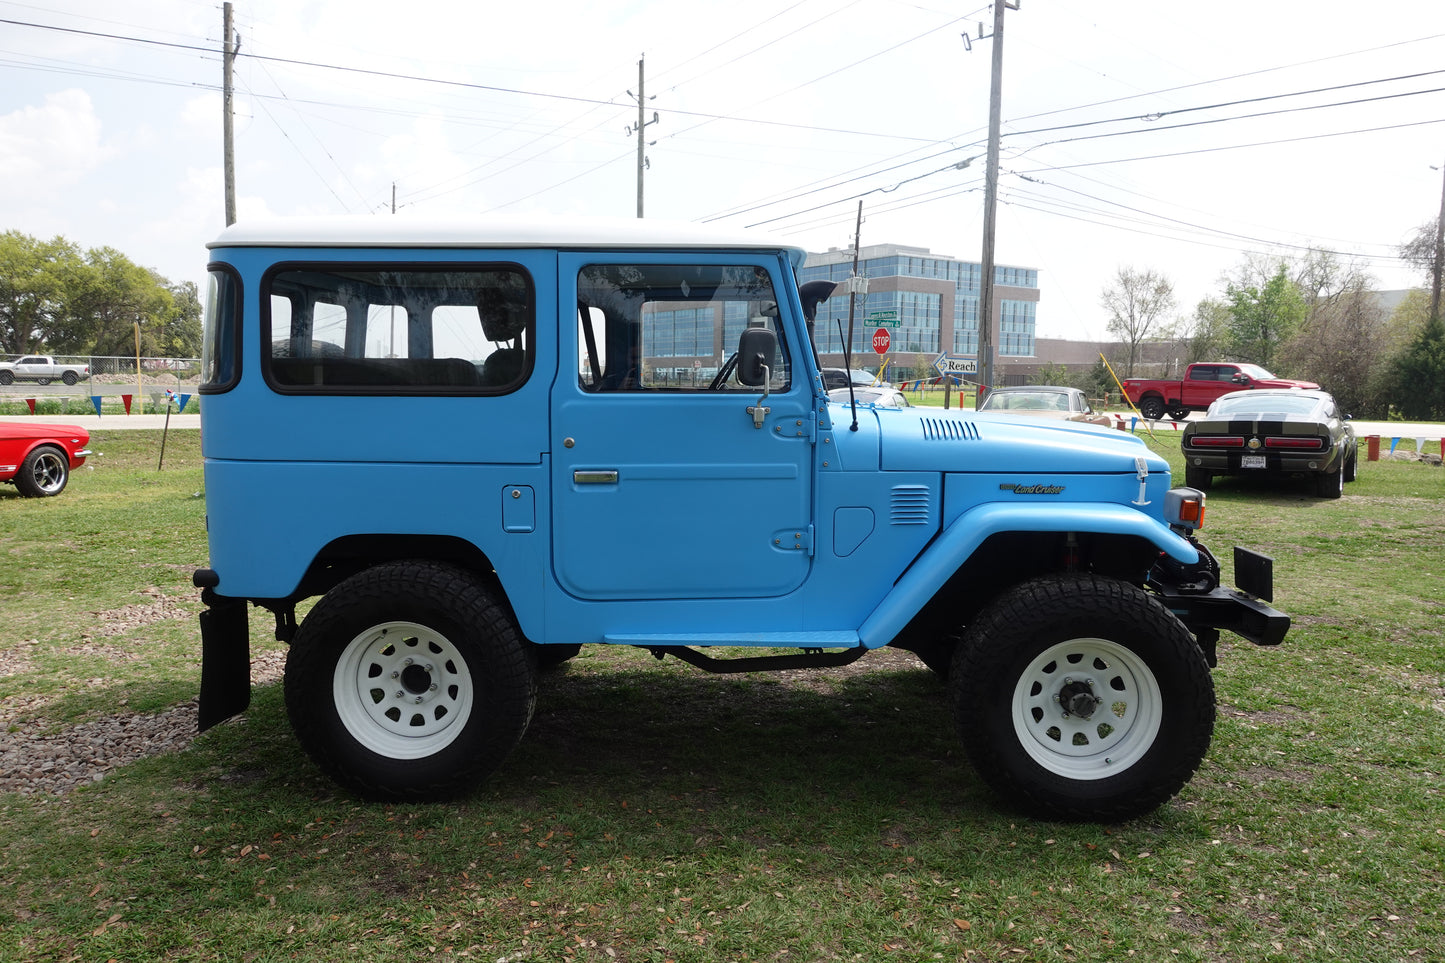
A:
<box><xmin>197</xmin><ymin>589</ymin><xmax>251</xmax><ymax>731</ymax></box>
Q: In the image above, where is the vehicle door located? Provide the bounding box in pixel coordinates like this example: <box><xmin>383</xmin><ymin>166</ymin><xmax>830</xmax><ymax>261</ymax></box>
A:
<box><xmin>550</xmin><ymin>254</ymin><xmax>815</xmax><ymax>600</ymax></box>
<box><xmin>16</xmin><ymin>357</ymin><xmax>46</xmax><ymax>379</ymax></box>
<box><xmin>1181</xmin><ymin>365</ymin><xmax>1221</xmax><ymax>408</ymax></box>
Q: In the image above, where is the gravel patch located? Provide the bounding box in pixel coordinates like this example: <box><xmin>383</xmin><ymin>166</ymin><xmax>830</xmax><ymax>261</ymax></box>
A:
<box><xmin>0</xmin><ymin>651</ymin><xmax>286</xmax><ymax>797</ymax></box>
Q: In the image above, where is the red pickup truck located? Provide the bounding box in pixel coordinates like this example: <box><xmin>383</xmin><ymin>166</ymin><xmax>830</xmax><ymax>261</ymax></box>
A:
<box><xmin>1121</xmin><ymin>363</ymin><xmax>1319</xmax><ymax>420</ymax></box>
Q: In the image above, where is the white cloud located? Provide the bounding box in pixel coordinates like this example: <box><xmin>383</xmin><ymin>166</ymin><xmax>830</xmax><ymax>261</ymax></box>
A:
<box><xmin>0</xmin><ymin>89</ymin><xmax>108</xmax><ymax>186</ymax></box>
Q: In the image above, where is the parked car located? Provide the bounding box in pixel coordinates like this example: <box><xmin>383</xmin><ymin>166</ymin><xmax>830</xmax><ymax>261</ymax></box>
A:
<box><xmin>0</xmin><ymin>355</ymin><xmax>90</xmax><ymax>386</ymax></box>
<box><xmin>0</xmin><ymin>421</ymin><xmax>91</xmax><ymax>497</ymax></box>
<box><xmin>977</xmin><ymin>386</ymin><xmax>1112</xmax><ymax>427</ymax></box>
<box><xmin>827</xmin><ymin>386</ymin><xmax>912</xmax><ymax>408</ymax></box>
<box><xmin>1181</xmin><ymin>389</ymin><xmax>1357</xmax><ymax>498</ymax></box>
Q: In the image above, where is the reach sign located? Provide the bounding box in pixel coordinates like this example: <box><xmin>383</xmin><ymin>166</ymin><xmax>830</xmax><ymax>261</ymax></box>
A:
<box><xmin>933</xmin><ymin>354</ymin><xmax>978</xmax><ymax>376</ymax></box>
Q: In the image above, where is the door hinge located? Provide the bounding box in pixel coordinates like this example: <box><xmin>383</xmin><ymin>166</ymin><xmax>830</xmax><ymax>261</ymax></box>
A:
<box><xmin>773</xmin><ymin>416</ymin><xmax>816</xmax><ymax>442</ymax></box>
<box><xmin>775</xmin><ymin>525</ymin><xmax>815</xmax><ymax>556</ymax></box>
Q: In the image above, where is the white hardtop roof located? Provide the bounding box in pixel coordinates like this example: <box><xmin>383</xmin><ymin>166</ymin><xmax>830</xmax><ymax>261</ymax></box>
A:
<box><xmin>209</xmin><ymin>215</ymin><xmax>806</xmax><ymax>267</ymax></box>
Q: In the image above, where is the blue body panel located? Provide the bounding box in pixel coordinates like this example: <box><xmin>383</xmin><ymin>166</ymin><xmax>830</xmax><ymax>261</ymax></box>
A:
<box><xmin>200</xmin><ymin>229</ymin><xmax>1198</xmax><ymax>651</ymax></box>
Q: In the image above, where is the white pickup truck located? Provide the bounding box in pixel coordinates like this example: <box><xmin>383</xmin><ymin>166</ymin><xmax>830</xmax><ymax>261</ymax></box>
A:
<box><xmin>0</xmin><ymin>355</ymin><xmax>90</xmax><ymax>386</ymax></box>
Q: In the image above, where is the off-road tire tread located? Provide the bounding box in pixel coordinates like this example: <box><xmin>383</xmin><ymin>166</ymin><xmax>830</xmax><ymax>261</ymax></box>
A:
<box><xmin>285</xmin><ymin>560</ymin><xmax>537</xmax><ymax>802</ymax></box>
<box><xmin>950</xmin><ymin>574</ymin><xmax>1215</xmax><ymax>822</ymax></box>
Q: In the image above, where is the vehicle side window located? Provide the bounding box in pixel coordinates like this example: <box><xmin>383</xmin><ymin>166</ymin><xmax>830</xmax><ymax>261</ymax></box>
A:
<box><xmin>575</xmin><ymin>263</ymin><xmax>788</xmax><ymax>392</ymax></box>
<box><xmin>1190</xmin><ymin>365</ymin><xmax>1216</xmax><ymax>381</ymax></box>
<box><xmin>263</xmin><ymin>264</ymin><xmax>533</xmax><ymax>394</ymax></box>
<box><xmin>201</xmin><ymin>266</ymin><xmax>241</xmax><ymax>393</ymax></box>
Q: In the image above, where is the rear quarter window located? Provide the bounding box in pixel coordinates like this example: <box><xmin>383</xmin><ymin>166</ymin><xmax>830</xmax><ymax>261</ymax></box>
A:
<box><xmin>263</xmin><ymin>263</ymin><xmax>534</xmax><ymax>394</ymax></box>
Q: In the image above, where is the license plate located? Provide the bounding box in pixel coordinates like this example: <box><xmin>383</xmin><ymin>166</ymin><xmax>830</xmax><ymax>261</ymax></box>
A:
<box><xmin>1241</xmin><ymin>454</ymin><xmax>1266</xmax><ymax>469</ymax></box>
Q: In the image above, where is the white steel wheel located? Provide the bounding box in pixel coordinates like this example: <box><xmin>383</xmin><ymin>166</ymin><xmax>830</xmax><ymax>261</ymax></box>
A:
<box><xmin>1011</xmin><ymin>636</ymin><xmax>1163</xmax><ymax>780</ymax></box>
<box><xmin>951</xmin><ymin>574</ymin><xmax>1215</xmax><ymax>821</ymax></box>
<box><xmin>285</xmin><ymin>561</ymin><xmax>537</xmax><ymax>802</ymax></box>
<box><xmin>333</xmin><ymin>620</ymin><xmax>475</xmax><ymax>760</ymax></box>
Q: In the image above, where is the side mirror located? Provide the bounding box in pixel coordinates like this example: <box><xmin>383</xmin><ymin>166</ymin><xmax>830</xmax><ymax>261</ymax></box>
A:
<box><xmin>736</xmin><ymin>326</ymin><xmax>777</xmax><ymax>387</ymax></box>
<box><xmin>1231</xmin><ymin>372</ymin><xmax>1249</xmax><ymax>384</ymax></box>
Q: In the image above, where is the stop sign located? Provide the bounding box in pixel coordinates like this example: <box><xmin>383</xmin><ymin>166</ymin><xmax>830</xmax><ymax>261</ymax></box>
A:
<box><xmin>872</xmin><ymin>327</ymin><xmax>890</xmax><ymax>354</ymax></box>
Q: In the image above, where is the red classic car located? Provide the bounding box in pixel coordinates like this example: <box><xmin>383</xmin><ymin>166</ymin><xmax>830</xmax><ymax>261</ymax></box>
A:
<box><xmin>0</xmin><ymin>421</ymin><xmax>92</xmax><ymax>497</ymax></box>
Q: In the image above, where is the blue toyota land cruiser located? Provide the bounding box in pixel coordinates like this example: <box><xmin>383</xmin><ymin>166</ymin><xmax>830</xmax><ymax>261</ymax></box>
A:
<box><xmin>194</xmin><ymin>216</ymin><xmax>1288</xmax><ymax>820</ymax></box>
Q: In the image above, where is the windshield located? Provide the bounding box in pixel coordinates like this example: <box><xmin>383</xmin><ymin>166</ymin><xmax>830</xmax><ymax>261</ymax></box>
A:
<box><xmin>982</xmin><ymin>390</ymin><xmax>1071</xmax><ymax>412</ymax></box>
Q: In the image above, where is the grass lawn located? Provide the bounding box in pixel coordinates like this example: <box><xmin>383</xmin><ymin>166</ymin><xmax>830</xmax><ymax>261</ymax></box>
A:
<box><xmin>1</xmin><ymin>428</ymin><xmax>1442</xmax><ymax>962</ymax></box>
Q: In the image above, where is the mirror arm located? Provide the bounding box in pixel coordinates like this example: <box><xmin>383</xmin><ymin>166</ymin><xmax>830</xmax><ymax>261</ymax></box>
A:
<box><xmin>746</xmin><ymin>363</ymin><xmax>771</xmax><ymax>429</ymax></box>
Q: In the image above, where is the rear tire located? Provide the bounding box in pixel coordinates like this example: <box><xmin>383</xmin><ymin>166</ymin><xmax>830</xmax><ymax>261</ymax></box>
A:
<box><xmin>950</xmin><ymin>575</ymin><xmax>1214</xmax><ymax>822</ymax></box>
<box><xmin>1138</xmin><ymin>396</ymin><xmax>1165</xmax><ymax>421</ymax></box>
<box><xmin>1315</xmin><ymin>465</ymin><xmax>1343</xmax><ymax>498</ymax></box>
<box><xmin>62</xmin><ymin>371</ymin><xmax>79</xmax><ymax>386</ymax></box>
<box><xmin>284</xmin><ymin>561</ymin><xmax>537</xmax><ymax>801</ymax></box>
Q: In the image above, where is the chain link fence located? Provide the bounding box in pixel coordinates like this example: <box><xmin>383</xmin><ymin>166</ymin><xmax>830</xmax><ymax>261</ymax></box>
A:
<box><xmin>1</xmin><ymin>356</ymin><xmax>202</xmax><ymax>416</ymax></box>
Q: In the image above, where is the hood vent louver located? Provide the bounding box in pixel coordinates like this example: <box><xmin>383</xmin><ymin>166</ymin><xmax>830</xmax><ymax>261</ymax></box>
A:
<box><xmin>920</xmin><ymin>417</ymin><xmax>981</xmax><ymax>442</ymax></box>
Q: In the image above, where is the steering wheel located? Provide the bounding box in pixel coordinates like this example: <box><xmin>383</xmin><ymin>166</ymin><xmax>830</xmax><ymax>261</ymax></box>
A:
<box><xmin>709</xmin><ymin>352</ymin><xmax>738</xmax><ymax>390</ymax></box>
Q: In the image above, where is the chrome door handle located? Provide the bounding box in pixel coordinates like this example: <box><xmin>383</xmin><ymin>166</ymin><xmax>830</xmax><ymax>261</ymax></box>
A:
<box><xmin>573</xmin><ymin>470</ymin><xmax>618</xmax><ymax>484</ymax></box>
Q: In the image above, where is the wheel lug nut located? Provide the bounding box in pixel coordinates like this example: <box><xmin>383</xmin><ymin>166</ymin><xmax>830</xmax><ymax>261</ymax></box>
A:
<box><xmin>413</xmin><ymin>696</ymin><xmax>424</xmax><ymax>704</ymax></box>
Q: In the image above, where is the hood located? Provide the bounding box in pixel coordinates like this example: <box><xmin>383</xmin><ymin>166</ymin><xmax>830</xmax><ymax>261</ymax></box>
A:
<box><xmin>870</xmin><ymin>407</ymin><xmax>1168</xmax><ymax>475</ymax></box>
<box><xmin>1</xmin><ymin>422</ymin><xmax>90</xmax><ymax>443</ymax></box>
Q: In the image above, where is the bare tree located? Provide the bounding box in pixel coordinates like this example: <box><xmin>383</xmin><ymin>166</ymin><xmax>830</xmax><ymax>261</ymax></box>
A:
<box><xmin>1276</xmin><ymin>249</ymin><xmax>1388</xmax><ymax>416</ymax></box>
<box><xmin>1400</xmin><ymin>215</ymin><xmax>1443</xmax><ymax>319</ymax></box>
<box><xmin>1101</xmin><ymin>267</ymin><xmax>1176</xmax><ymax>378</ymax></box>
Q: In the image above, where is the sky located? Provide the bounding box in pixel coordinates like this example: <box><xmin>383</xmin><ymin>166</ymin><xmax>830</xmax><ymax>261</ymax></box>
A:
<box><xmin>3</xmin><ymin>0</ymin><xmax>1445</xmax><ymax>342</ymax></box>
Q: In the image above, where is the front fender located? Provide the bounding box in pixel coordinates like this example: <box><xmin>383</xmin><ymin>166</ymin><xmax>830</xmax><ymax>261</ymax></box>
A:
<box><xmin>857</xmin><ymin>501</ymin><xmax>1197</xmax><ymax>648</ymax></box>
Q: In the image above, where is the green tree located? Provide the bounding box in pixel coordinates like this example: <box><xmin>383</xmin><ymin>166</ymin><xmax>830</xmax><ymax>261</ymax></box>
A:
<box><xmin>1030</xmin><ymin>362</ymin><xmax>1076</xmax><ymax>387</ymax></box>
<box><xmin>1223</xmin><ymin>260</ymin><xmax>1306</xmax><ymax>369</ymax></box>
<box><xmin>0</xmin><ymin>232</ymin><xmax>199</xmax><ymax>358</ymax></box>
<box><xmin>0</xmin><ymin>231</ymin><xmax>82</xmax><ymax>354</ymax></box>
<box><xmin>1185</xmin><ymin>297</ymin><xmax>1230</xmax><ymax>364</ymax></box>
<box><xmin>1386</xmin><ymin>313</ymin><xmax>1445</xmax><ymax>419</ymax></box>
<box><xmin>1100</xmin><ymin>266</ymin><xmax>1176</xmax><ymax>378</ymax></box>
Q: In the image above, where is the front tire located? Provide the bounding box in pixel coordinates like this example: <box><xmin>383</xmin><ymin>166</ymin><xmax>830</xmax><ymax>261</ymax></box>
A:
<box><xmin>950</xmin><ymin>575</ymin><xmax>1214</xmax><ymax>821</ymax></box>
<box><xmin>16</xmin><ymin>445</ymin><xmax>69</xmax><ymax>497</ymax></box>
<box><xmin>284</xmin><ymin>561</ymin><xmax>537</xmax><ymax>801</ymax></box>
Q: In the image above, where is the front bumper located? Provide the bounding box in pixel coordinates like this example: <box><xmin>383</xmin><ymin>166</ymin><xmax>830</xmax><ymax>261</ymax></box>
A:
<box><xmin>1151</xmin><ymin>544</ymin><xmax>1289</xmax><ymax>656</ymax></box>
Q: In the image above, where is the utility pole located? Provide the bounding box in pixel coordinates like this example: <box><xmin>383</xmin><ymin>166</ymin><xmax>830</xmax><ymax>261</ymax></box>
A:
<box><xmin>626</xmin><ymin>57</ymin><xmax>659</xmax><ymax>217</ymax></box>
<box><xmin>1432</xmin><ymin>160</ymin><xmax>1445</xmax><ymax>322</ymax></box>
<box><xmin>975</xmin><ymin>0</ymin><xmax>1018</xmax><ymax>408</ymax></box>
<box><xmin>222</xmin><ymin>2</ymin><xmax>239</xmax><ymax>226</ymax></box>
